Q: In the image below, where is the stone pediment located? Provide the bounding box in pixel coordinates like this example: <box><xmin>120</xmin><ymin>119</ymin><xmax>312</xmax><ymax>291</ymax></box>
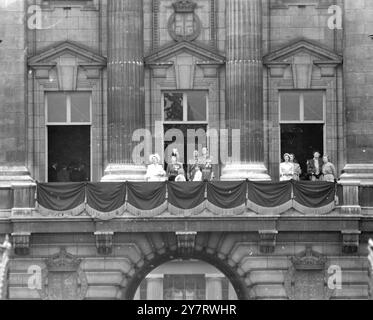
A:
<box><xmin>263</xmin><ymin>39</ymin><xmax>343</xmax><ymax>87</ymax></box>
<box><xmin>145</xmin><ymin>41</ymin><xmax>225</xmax><ymax>88</ymax></box>
<box><xmin>28</xmin><ymin>40</ymin><xmax>107</xmax><ymax>68</ymax></box>
<box><xmin>145</xmin><ymin>41</ymin><xmax>225</xmax><ymax>67</ymax></box>
<box><xmin>28</xmin><ymin>41</ymin><xmax>106</xmax><ymax>90</ymax></box>
<box><xmin>263</xmin><ymin>38</ymin><xmax>342</xmax><ymax>65</ymax></box>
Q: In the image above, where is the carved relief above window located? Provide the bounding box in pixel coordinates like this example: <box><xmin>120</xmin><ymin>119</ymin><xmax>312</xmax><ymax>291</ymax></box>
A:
<box><xmin>284</xmin><ymin>247</ymin><xmax>334</xmax><ymax>300</ymax></box>
<box><xmin>168</xmin><ymin>0</ymin><xmax>202</xmax><ymax>42</ymax></box>
<box><xmin>38</xmin><ymin>248</ymin><xmax>88</xmax><ymax>300</ymax></box>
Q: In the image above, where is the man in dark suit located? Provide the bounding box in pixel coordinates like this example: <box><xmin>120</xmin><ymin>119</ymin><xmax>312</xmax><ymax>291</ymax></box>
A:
<box><xmin>307</xmin><ymin>151</ymin><xmax>323</xmax><ymax>181</ymax></box>
<box><xmin>48</xmin><ymin>162</ymin><xmax>58</xmax><ymax>182</ymax></box>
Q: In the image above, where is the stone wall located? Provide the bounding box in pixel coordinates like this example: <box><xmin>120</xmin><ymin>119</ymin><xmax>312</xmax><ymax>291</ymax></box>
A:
<box><xmin>6</xmin><ymin>232</ymin><xmax>372</xmax><ymax>300</ymax></box>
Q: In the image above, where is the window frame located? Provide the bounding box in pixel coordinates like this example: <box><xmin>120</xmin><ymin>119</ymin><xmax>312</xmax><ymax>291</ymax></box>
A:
<box><xmin>279</xmin><ymin>90</ymin><xmax>326</xmax><ymax>124</ymax></box>
<box><xmin>162</xmin><ymin>91</ymin><xmax>209</xmax><ymax>125</ymax></box>
<box><xmin>45</xmin><ymin>91</ymin><xmax>92</xmax><ymax>126</ymax></box>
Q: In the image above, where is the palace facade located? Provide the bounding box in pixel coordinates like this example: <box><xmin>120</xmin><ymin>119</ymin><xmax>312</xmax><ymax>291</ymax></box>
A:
<box><xmin>0</xmin><ymin>0</ymin><xmax>372</xmax><ymax>300</ymax></box>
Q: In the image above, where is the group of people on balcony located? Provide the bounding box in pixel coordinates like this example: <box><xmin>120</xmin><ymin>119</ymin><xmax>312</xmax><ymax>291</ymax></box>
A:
<box><xmin>145</xmin><ymin>147</ymin><xmax>214</xmax><ymax>182</ymax></box>
<box><xmin>280</xmin><ymin>151</ymin><xmax>337</xmax><ymax>182</ymax></box>
<box><xmin>48</xmin><ymin>161</ymin><xmax>89</xmax><ymax>183</ymax></box>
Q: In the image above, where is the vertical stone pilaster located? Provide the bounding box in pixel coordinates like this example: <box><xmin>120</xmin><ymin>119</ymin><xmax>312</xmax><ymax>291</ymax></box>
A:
<box><xmin>205</xmin><ymin>274</ymin><xmax>223</xmax><ymax>300</ymax></box>
<box><xmin>0</xmin><ymin>0</ymin><xmax>33</xmax><ymax>185</ymax></box>
<box><xmin>221</xmin><ymin>0</ymin><xmax>270</xmax><ymax>181</ymax></box>
<box><xmin>102</xmin><ymin>0</ymin><xmax>146</xmax><ymax>181</ymax></box>
<box><xmin>146</xmin><ymin>275</ymin><xmax>164</xmax><ymax>300</ymax></box>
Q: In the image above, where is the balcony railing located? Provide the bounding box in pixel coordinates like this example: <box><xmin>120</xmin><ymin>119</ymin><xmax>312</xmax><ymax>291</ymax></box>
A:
<box><xmin>28</xmin><ymin>181</ymin><xmax>337</xmax><ymax>218</ymax></box>
<box><xmin>1</xmin><ymin>180</ymin><xmax>372</xmax><ymax>219</ymax></box>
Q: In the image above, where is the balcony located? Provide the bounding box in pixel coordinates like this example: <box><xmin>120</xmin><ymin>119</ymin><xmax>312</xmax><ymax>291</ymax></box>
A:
<box><xmin>0</xmin><ymin>180</ymin><xmax>361</xmax><ymax>219</ymax></box>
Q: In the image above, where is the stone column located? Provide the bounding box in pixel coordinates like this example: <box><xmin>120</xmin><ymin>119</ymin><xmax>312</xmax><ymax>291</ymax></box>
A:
<box><xmin>146</xmin><ymin>275</ymin><xmax>164</xmax><ymax>300</ymax></box>
<box><xmin>338</xmin><ymin>2</ymin><xmax>373</xmax><ymax>205</ymax></box>
<box><xmin>0</xmin><ymin>0</ymin><xmax>34</xmax><ymax>213</ymax></box>
<box><xmin>205</xmin><ymin>274</ymin><xmax>223</xmax><ymax>300</ymax></box>
<box><xmin>221</xmin><ymin>0</ymin><xmax>270</xmax><ymax>181</ymax></box>
<box><xmin>102</xmin><ymin>0</ymin><xmax>147</xmax><ymax>181</ymax></box>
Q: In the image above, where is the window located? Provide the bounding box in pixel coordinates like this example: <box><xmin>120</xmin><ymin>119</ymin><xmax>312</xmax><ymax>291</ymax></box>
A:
<box><xmin>280</xmin><ymin>91</ymin><xmax>324</xmax><ymax>123</ymax></box>
<box><xmin>46</xmin><ymin>92</ymin><xmax>91</xmax><ymax>124</ymax></box>
<box><xmin>163</xmin><ymin>91</ymin><xmax>207</xmax><ymax>122</ymax></box>
<box><xmin>164</xmin><ymin>275</ymin><xmax>206</xmax><ymax>300</ymax></box>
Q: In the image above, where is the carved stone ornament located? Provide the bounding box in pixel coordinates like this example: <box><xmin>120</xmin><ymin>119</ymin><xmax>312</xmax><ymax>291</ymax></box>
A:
<box><xmin>95</xmin><ymin>231</ymin><xmax>114</xmax><ymax>255</ymax></box>
<box><xmin>11</xmin><ymin>232</ymin><xmax>31</xmax><ymax>256</ymax></box>
<box><xmin>38</xmin><ymin>248</ymin><xmax>88</xmax><ymax>300</ymax></box>
<box><xmin>168</xmin><ymin>0</ymin><xmax>202</xmax><ymax>42</ymax></box>
<box><xmin>284</xmin><ymin>246</ymin><xmax>334</xmax><ymax>300</ymax></box>
<box><xmin>176</xmin><ymin>231</ymin><xmax>197</xmax><ymax>256</ymax></box>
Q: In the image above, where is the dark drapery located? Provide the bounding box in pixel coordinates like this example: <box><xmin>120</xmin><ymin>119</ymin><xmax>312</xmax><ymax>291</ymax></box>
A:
<box><xmin>247</xmin><ymin>181</ymin><xmax>293</xmax><ymax>214</ymax></box>
<box><xmin>167</xmin><ymin>182</ymin><xmax>206</xmax><ymax>215</ymax></box>
<box><xmin>207</xmin><ymin>181</ymin><xmax>246</xmax><ymax>214</ymax></box>
<box><xmin>35</xmin><ymin>180</ymin><xmax>338</xmax><ymax>218</ymax></box>
<box><xmin>293</xmin><ymin>181</ymin><xmax>336</xmax><ymax>214</ymax></box>
<box><xmin>86</xmin><ymin>183</ymin><xmax>126</xmax><ymax>213</ymax></box>
<box><xmin>127</xmin><ymin>182</ymin><xmax>167</xmax><ymax>217</ymax></box>
<box><xmin>37</xmin><ymin>182</ymin><xmax>85</xmax><ymax>215</ymax></box>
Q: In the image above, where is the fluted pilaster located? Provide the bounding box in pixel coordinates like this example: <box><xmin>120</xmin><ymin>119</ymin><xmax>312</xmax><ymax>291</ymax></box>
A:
<box><xmin>221</xmin><ymin>0</ymin><xmax>270</xmax><ymax>181</ymax></box>
<box><xmin>103</xmin><ymin>0</ymin><xmax>146</xmax><ymax>181</ymax></box>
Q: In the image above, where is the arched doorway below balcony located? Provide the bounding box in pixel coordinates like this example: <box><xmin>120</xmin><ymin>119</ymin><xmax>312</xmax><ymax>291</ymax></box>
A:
<box><xmin>133</xmin><ymin>259</ymin><xmax>238</xmax><ymax>300</ymax></box>
<box><xmin>123</xmin><ymin>251</ymin><xmax>247</xmax><ymax>300</ymax></box>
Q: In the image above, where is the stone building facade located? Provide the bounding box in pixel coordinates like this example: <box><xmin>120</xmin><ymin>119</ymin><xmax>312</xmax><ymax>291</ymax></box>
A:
<box><xmin>0</xmin><ymin>0</ymin><xmax>372</xmax><ymax>300</ymax></box>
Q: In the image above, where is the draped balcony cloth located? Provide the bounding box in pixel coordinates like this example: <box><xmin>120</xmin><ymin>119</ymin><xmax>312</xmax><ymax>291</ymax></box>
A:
<box><xmin>167</xmin><ymin>182</ymin><xmax>206</xmax><ymax>216</ymax></box>
<box><xmin>36</xmin><ymin>183</ymin><xmax>86</xmax><ymax>216</ymax></box>
<box><xmin>126</xmin><ymin>182</ymin><xmax>167</xmax><ymax>217</ymax></box>
<box><xmin>86</xmin><ymin>183</ymin><xmax>126</xmax><ymax>220</ymax></box>
<box><xmin>292</xmin><ymin>181</ymin><xmax>336</xmax><ymax>214</ymax></box>
<box><xmin>247</xmin><ymin>181</ymin><xmax>293</xmax><ymax>215</ymax></box>
<box><xmin>206</xmin><ymin>181</ymin><xmax>247</xmax><ymax>215</ymax></box>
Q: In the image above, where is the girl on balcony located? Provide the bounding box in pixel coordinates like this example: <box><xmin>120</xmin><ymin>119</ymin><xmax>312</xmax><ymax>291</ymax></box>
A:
<box><xmin>289</xmin><ymin>153</ymin><xmax>302</xmax><ymax>181</ymax></box>
<box><xmin>280</xmin><ymin>153</ymin><xmax>294</xmax><ymax>181</ymax></box>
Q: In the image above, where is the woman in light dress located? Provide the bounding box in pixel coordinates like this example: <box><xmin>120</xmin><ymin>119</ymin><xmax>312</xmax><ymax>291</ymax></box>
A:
<box><xmin>289</xmin><ymin>153</ymin><xmax>302</xmax><ymax>181</ymax></box>
<box><xmin>175</xmin><ymin>168</ymin><xmax>186</xmax><ymax>182</ymax></box>
<box><xmin>145</xmin><ymin>154</ymin><xmax>166</xmax><ymax>182</ymax></box>
<box><xmin>321</xmin><ymin>155</ymin><xmax>337</xmax><ymax>182</ymax></box>
<box><xmin>279</xmin><ymin>153</ymin><xmax>294</xmax><ymax>181</ymax></box>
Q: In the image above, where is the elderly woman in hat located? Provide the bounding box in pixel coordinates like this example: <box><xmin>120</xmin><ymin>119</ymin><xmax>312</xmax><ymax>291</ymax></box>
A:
<box><xmin>280</xmin><ymin>153</ymin><xmax>294</xmax><ymax>181</ymax></box>
<box><xmin>321</xmin><ymin>154</ymin><xmax>337</xmax><ymax>183</ymax></box>
<box><xmin>145</xmin><ymin>154</ymin><xmax>166</xmax><ymax>182</ymax></box>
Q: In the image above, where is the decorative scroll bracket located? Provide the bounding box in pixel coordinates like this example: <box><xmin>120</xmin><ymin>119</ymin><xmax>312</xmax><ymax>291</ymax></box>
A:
<box><xmin>94</xmin><ymin>231</ymin><xmax>114</xmax><ymax>255</ymax></box>
<box><xmin>342</xmin><ymin>230</ymin><xmax>361</xmax><ymax>255</ymax></box>
<box><xmin>258</xmin><ymin>230</ymin><xmax>278</xmax><ymax>254</ymax></box>
<box><xmin>176</xmin><ymin>231</ymin><xmax>197</xmax><ymax>256</ymax></box>
<box><xmin>11</xmin><ymin>232</ymin><xmax>31</xmax><ymax>256</ymax></box>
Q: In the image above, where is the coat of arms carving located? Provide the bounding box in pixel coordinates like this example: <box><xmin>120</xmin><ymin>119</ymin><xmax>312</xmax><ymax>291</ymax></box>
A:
<box><xmin>38</xmin><ymin>248</ymin><xmax>88</xmax><ymax>300</ymax></box>
<box><xmin>284</xmin><ymin>247</ymin><xmax>335</xmax><ymax>300</ymax></box>
<box><xmin>168</xmin><ymin>0</ymin><xmax>202</xmax><ymax>42</ymax></box>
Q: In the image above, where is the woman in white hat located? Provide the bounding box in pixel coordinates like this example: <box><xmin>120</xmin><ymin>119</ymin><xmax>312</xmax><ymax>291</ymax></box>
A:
<box><xmin>279</xmin><ymin>153</ymin><xmax>294</xmax><ymax>181</ymax></box>
<box><xmin>145</xmin><ymin>154</ymin><xmax>166</xmax><ymax>182</ymax></box>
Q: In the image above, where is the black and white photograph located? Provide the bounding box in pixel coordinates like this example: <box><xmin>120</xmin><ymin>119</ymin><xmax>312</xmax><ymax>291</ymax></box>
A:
<box><xmin>0</xmin><ymin>0</ymin><xmax>372</xmax><ymax>308</ymax></box>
